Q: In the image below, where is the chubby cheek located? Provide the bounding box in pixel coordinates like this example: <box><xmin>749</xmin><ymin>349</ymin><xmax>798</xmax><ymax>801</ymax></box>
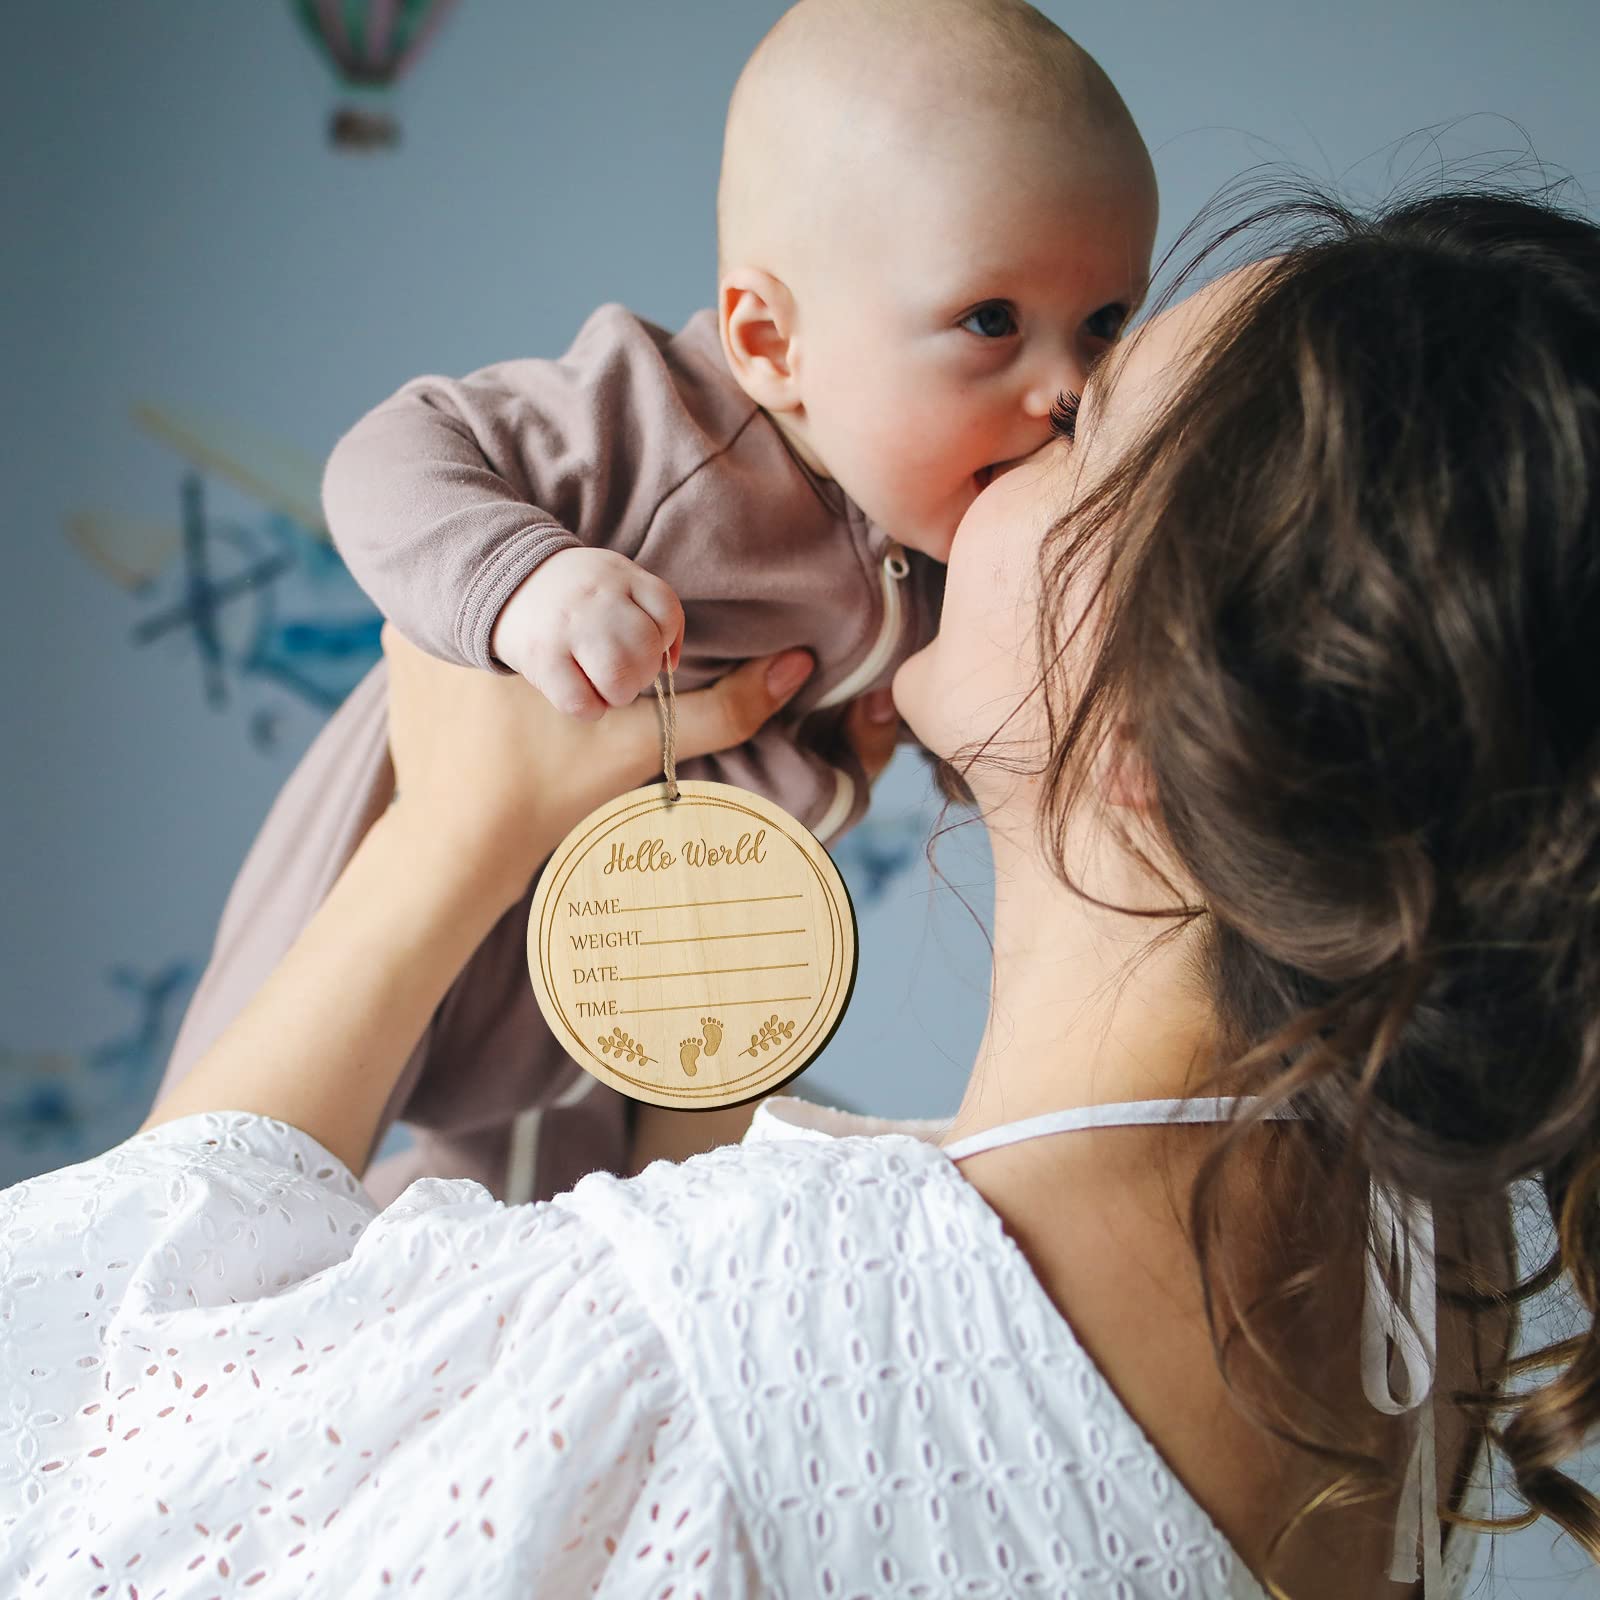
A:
<box><xmin>902</xmin><ymin>395</ymin><xmax>1000</xmax><ymax>499</ymax></box>
<box><xmin>846</xmin><ymin>374</ymin><xmax>994</xmax><ymax>508</ymax></box>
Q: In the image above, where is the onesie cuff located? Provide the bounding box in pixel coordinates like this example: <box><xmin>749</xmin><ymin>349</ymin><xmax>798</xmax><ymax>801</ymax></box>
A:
<box><xmin>812</xmin><ymin>766</ymin><xmax>859</xmax><ymax>843</ymax></box>
<box><xmin>457</xmin><ymin>524</ymin><xmax>583</xmax><ymax>673</ymax></box>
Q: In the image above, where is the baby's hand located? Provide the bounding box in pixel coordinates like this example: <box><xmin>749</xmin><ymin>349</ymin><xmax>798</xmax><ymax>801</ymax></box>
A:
<box><xmin>490</xmin><ymin>548</ymin><xmax>685</xmax><ymax>721</ymax></box>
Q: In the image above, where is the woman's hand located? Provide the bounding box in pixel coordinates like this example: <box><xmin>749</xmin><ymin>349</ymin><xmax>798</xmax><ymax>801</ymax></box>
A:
<box><xmin>384</xmin><ymin>628</ymin><xmax>905</xmax><ymax>904</ymax></box>
<box><xmin>383</xmin><ymin>625</ymin><xmax>819</xmax><ymax>906</ymax></box>
<box><xmin>847</xmin><ymin>687</ymin><xmax>901</xmax><ymax>786</ymax></box>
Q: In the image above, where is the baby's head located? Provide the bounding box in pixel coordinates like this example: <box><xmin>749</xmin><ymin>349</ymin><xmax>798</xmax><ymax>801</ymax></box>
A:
<box><xmin>716</xmin><ymin>0</ymin><xmax>1158</xmax><ymax>561</ymax></box>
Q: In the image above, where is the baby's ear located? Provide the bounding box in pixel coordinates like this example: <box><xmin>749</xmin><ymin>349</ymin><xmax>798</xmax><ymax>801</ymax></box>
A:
<box><xmin>719</xmin><ymin>268</ymin><xmax>802</xmax><ymax>412</ymax></box>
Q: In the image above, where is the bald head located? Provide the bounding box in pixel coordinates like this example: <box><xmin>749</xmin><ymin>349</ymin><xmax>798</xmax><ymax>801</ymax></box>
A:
<box><xmin>710</xmin><ymin>0</ymin><xmax>1158</xmax><ymax>559</ymax></box>
<box><xmin>718</xmin><ymin>0</ymin><xmax>1151</xmax><ymax>275</ymax></box>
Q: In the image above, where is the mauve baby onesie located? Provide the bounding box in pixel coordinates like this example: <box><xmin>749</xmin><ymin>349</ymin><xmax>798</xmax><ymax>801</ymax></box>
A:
<box><xmin>154</xmin><ymin>305</ymin><xmax>943</xmax><ymax>1203</ymax></box>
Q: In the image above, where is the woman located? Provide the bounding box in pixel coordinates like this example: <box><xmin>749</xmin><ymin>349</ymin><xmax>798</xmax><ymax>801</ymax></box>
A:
<box><xmin>6</xmin><ymin>185</ymin><xmax>1600</xmax><ymax>1599</ymax></box>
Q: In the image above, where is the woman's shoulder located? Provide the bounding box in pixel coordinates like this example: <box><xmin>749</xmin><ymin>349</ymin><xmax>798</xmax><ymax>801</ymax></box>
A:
<box><xmin>552</xmin><ymin>1099</ymin><xmax>1017</xmax><ymax>1395</ymax></box>
<box><xmin>557</xmin><ymin>1096</ymin><xmax>962</xmax><ymax>1264</ymax></box>
<box><xmin>554</xmin><ymin>1094</ymin><xmax>1111</xmax><ymax>1361</ymax></box>
<box><xmin>554</xmin><ymin>1098</ymin><xmax>1258</xmax><ymax>1596</ymax></box>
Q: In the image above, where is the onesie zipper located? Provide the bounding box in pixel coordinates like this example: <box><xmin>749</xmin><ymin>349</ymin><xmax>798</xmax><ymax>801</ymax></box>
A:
<box><xmin>815</xmin><ymin>542</ymin><xmax>911</xmax><ymax>710</ymax></box>
<box><xmin>808</xmin><ymin>541</ymin><xmax>911</xmax><ymax>841</ymax></box>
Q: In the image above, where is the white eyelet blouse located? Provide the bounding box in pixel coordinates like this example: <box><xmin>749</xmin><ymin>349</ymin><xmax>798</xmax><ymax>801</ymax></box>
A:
<box><xmin>1</xmin><ymin>1098</ymin><xmax>1482</xmax><ymax>1598</ymax></box>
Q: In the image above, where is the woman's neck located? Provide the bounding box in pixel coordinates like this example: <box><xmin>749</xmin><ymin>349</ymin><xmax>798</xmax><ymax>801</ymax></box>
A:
<box><xmin>935</xmin><ymin>803</ymin><xmax>1466</xmax><ymax>1600</ymax></box>
<box><xmin>943</xmin><ymin>805</ymin><xmax>1217</xmax><ymax>1145</ymax></box>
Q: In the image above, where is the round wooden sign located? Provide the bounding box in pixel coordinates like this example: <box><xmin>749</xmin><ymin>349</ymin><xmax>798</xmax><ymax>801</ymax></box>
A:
<box><xmin>527</xmin><ymin>779</ymin><xmax>858</xmax><ymax>1110</ymax></box>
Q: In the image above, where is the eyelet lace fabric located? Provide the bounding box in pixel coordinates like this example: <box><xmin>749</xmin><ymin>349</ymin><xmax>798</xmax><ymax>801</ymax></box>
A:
<box><xmin>2</xmin><ymin>1103</ymin><xmax>1483</xmax><ymax>1598</ymax></box>
<box><xmin>3</xmin><ymin>1114</ymin><xmax>750</xmax><ymax>1598</ymax></box>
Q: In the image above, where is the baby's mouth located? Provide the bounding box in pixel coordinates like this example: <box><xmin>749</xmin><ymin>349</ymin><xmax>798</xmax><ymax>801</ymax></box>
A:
<box><xmin>973</xmin><ymin>458</ymin><xmax>1015</xmax><ymax>492</ymax></box>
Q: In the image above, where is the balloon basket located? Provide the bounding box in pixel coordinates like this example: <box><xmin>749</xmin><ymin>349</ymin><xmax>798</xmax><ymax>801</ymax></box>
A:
<box><xmin>328</xmin><ymin>104</ymin><xmax>399</xmax><ymax>150</ymax></box>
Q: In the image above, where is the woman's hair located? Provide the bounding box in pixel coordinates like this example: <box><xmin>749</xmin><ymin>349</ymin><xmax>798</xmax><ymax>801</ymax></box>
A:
<box><xmin>960</xmin><ymin>178</ymin><xmax>1600</xmax><ymax>1575</ymax></box>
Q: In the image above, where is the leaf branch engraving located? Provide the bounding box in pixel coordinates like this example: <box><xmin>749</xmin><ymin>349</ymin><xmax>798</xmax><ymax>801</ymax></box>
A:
<box><xmin>597</xmin><ymin>1026</ymin><xmax>655</xmax><ymax>1066</ymax></box>
<box><xmin>739</xmin><ymin>1013</ymin><xmax>797</xmax><ymax>1058</ymax></box>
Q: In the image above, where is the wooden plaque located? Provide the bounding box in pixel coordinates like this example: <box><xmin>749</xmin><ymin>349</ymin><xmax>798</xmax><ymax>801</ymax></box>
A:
<box><xmin>527</xmin><ymin>779</ymin><xmax>858</xmax><ymax>1109</ymax></box>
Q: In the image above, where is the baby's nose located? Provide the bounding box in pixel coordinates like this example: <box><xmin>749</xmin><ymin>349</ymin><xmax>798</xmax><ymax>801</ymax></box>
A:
<box><xmin>1021</xmin><ymin>357</ymin><xmax>1087</xmax><ymax>419</ymax></box>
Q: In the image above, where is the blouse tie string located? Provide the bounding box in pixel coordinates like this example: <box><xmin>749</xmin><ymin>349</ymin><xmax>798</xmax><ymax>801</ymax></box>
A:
<box><xmin>1360</xmin><ymin>1181</ymin><xmax>1441</xmax><ymax>1595</ymax></box>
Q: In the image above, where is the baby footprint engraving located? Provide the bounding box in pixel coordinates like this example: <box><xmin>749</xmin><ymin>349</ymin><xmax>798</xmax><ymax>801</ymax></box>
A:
<box><xmin>699</xmin><ymin>1017</ymin><xmax>724</xmax><ymax>1056</ymax></box>
<box><xmin>678</xmin><ymin>1037</ymin><xmax>702</xmax><ymax>1077</ymax></box>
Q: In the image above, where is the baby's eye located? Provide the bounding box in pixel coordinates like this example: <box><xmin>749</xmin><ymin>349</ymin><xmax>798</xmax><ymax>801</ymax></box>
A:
<box><xmin>1084</xmin><ymin>302</ymin><xmax>1129</xmax><ymax>342</ymax></box>
<box><xmin>960</xmin><ymin>301</ymin><xmax>1018</xmax><ymax>339</ymax></box>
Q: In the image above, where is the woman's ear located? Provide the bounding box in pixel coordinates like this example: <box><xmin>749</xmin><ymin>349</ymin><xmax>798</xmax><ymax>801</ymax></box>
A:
<box><xmin>719</xmin><ymin>268</ymin><xmax>802</xmax><ymax>413</ymax></box>
<box><xmin>1102</xmin><ymin>721</ymin><xmax>1158</xmax><ymax>813</ymax></box>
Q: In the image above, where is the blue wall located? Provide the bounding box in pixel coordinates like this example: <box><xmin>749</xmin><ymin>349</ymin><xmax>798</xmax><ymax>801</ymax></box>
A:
<box><xmin>3</xmin><ymin>2</ymin><xmax>1597</xmax><ymax>1579</ymax></box>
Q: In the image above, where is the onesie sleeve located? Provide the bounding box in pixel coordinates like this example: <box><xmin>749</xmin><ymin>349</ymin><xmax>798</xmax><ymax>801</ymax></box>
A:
<box><xmin>322</xmin><ymin>306</ymin><xmax>701</xmax><ymax>673</ymax></box>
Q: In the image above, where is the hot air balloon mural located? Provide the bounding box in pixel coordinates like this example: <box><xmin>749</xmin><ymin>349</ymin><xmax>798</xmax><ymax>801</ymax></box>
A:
<box><xmin>291</xmin><ymin>0</ymin><xmax>463</xmax><ymax>149</ymax></box>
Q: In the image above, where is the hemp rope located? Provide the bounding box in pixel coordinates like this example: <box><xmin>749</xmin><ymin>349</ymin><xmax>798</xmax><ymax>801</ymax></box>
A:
<box><xmin>652</xmin><ymin>653</ymin><xmax>679</xmax><ymax>802</ymax></box>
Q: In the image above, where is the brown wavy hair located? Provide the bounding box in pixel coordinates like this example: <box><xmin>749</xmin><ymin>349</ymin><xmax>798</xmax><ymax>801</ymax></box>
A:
<box><xmin>945</xmin><ymin>179</ymin><xmax>1600</xmax><ymax>1583</ymax></box>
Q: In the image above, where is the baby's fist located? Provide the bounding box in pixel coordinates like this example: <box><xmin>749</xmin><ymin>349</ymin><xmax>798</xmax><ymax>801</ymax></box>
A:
<box><xmin>491</xmin><ymin>548</ymin><xmax>685</xmax><ymax>721</ymax></box>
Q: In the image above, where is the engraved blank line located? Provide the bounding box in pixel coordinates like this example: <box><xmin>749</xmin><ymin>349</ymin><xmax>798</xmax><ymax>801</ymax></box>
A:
<box><xmin>615</xmin><ymin>995</ymin><xmax>814</xmax><ymax>1017</ymax></box>
<box><xmin>638</xmin><ymin>929</ymin><xmax>804</xmax><ymax>947</ymax></box>
<box><xmin>612</xmin><ymin>894</ymin><xmax>803</xmax><ymax>914</ymax></box>
<box><xmin>617</xmin><ymin>963</ymin><xmax>808</xmax><ymax>981</ymax></box>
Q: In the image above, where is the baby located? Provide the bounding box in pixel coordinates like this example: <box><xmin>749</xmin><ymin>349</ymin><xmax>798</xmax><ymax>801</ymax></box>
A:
<box><xmin>155</xmin><ymin>0</ymin><xmax>1157</xmax><ymax>1203</ymax></box>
